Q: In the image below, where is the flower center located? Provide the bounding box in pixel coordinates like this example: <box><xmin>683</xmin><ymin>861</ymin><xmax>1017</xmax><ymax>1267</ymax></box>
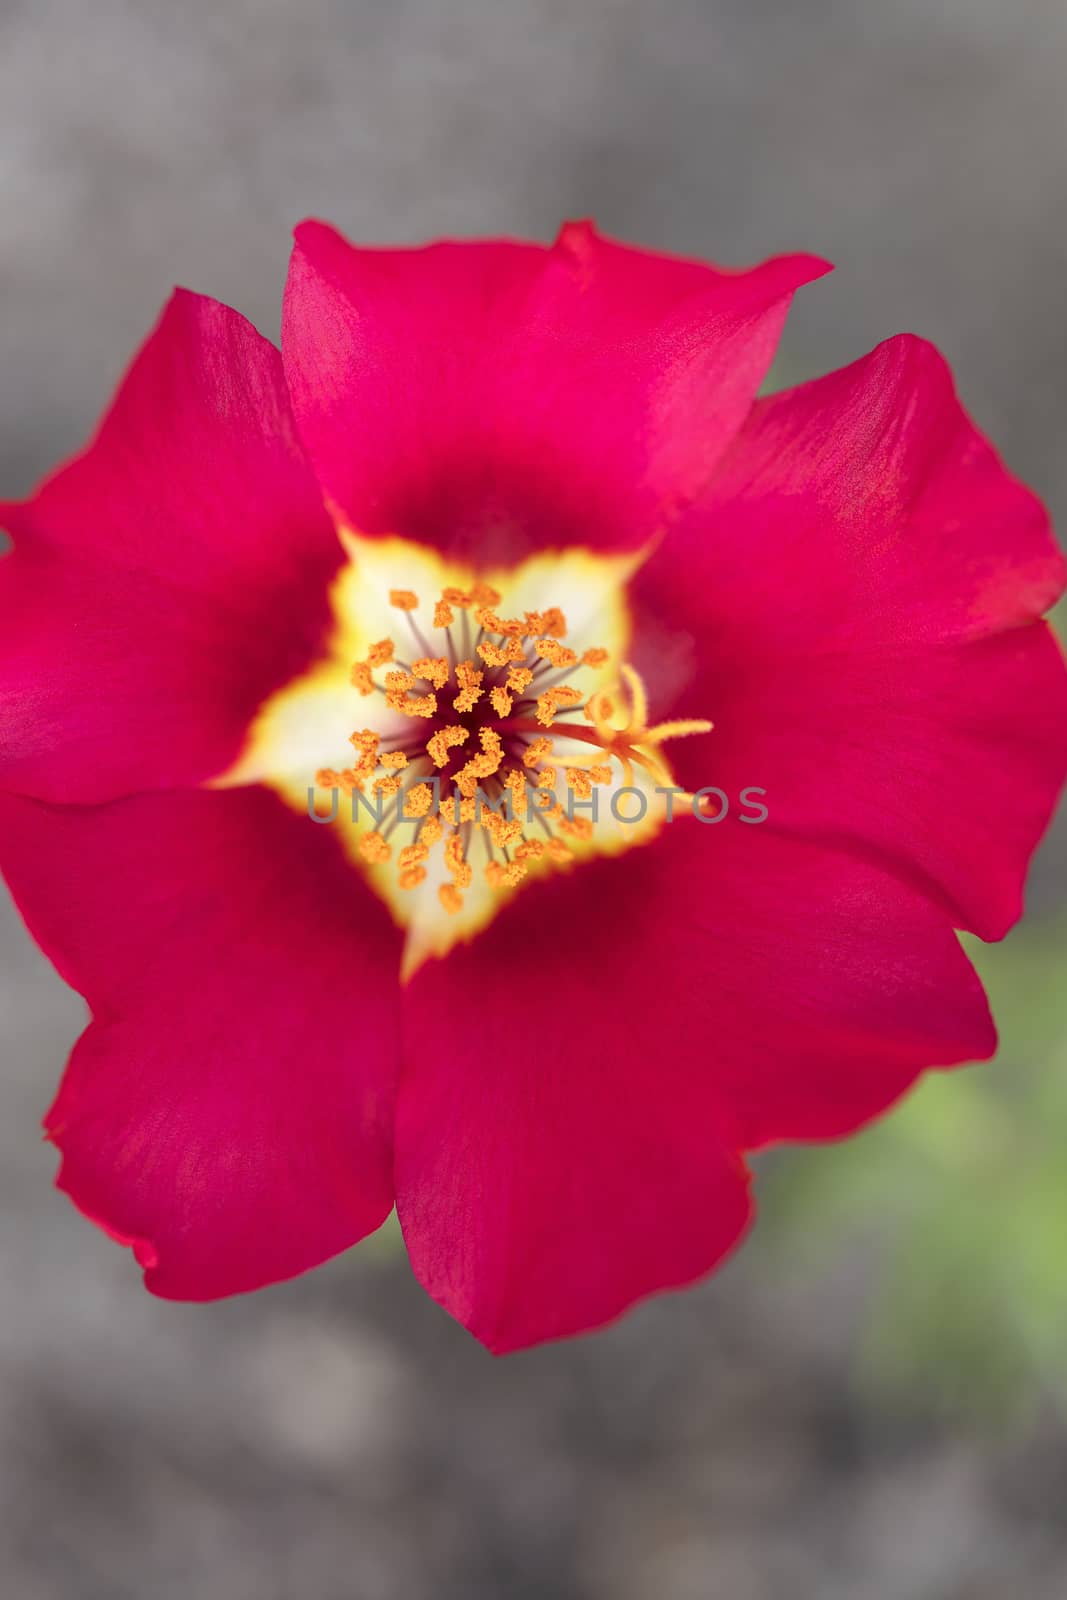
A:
<box><xmin>314</xmin><ymin>578</ymin><xmax>712</xmax><ymax>919</ymax></box>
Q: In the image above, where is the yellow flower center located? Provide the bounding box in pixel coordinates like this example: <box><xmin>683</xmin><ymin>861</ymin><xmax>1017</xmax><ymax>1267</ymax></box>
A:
<box><xmin>316</xmin><ymin>578</ymin><xmax>711</xmax><ymax>916</ymax></box>
<box><xmin>213</xmin><ymin>531</ymin><xmax>712</xmax><ymax>977</ymax></box>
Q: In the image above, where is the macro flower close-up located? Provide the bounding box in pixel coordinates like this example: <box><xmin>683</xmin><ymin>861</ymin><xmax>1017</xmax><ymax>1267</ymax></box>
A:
<box><xmin>1</xmin><ymin>216</ymin><xmax>1065</xmax><ymax>1354</ymax></box>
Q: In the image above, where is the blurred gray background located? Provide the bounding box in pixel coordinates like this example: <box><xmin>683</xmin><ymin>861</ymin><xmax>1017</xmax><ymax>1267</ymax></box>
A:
<box><xmin>3</xmin><ymin>2</ymin><xmax>1067</xmax><ymax>1596</ymax></box>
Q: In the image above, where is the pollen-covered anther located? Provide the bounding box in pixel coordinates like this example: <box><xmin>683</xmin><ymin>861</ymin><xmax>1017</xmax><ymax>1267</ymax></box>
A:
<box><xmin>535</xmin><ymin>692</ymin><xmax>556</xmax><ymax>727</ymax></box>
<box><xmin>524</xmin><ymin>607</ymin><xmax>567</xmax><ymax>637</ymax></box>
<box><xmin>366</xmin><ymin>639</ymin><xmax>395</xmax><ymax>667</ymax></box>
<box><xmin>454</xmin><ymin>765</ymin><xmax>479</xmax><ymax>798</ymax></box>
<box><xmin>373</xmin><ymin>773</ymin><xmax>403</xmax><ymax>798</ymax></box>
<box><xmin>379</xmin><ymin>749</ymin><xmax>409</xmax><ymax>770</ymax></box>
<box><xmin>427</xmin><ymin>724</ymin><xmax>470</xmax><ymax>767</ymax></box>
<box><xmin>412</xmin><ymin>657</ymin><xmax>450</xmax><ymax>690</ymax></box>
<box><xmin>443</xmin><ymin>831</ymin><xmax>463</xmax><ymax>874</ymax></box>
<box><xmin>534</xmin><ymin>639</ymin><xmax>578</xmax><ymax>668</ymax></box>
<box><xmin>506</xmin><ymin>666</ymin><xmax>534</xmax><ymax>694</ymax></box>
<box><xmin>389</xmin><ymin>589</ymin><xmax>419</xmax><ymax>611</ymax></box>
<box><xmin>443</xmin><ymin>832</ymin><xmax>473</xmax><ymax>891</ymax></box>
<box><xmin>358</xmin><ymin>831</ymin><xmax>392</xmax><ymax>864</ymax></box>
<box><xmin>471</xmin><ymin>581</ymin><xmax>501</xmax><ymax>607</ymax></box>
<box><xmin>484</xmin><ymin>839</ymin><xmax>544</xmax><ymax>887</ymax></box>
<box><xmin>489</xmin><ymin>686</ymin><xmax>513</xmax><ymax>717</ymax></box>
<box><xmin>403</xmin><ymin>782</ymin><xmax>434</xmax><ymax>818</ymax></box>
<box><xmin>398</xmin><ymin>866</ymin><xmax>428</xmax><ymax>890</ymax></box>
<box><xmin>536</xmin><ymin>685</ymin><xmax>582</xmax><ymax>726</ymax></box>
<box><xmin>566</xmin><ymin>768</ymin><xmax>594</xmax><ymax>799</ymax></box>
<box><xmin>522</xmin><ymin>737</ymin><xmax>553</xmax><ymax>767</ymax></box>
<box><xmin>350</xmin><ymin>661</ymin><xmax>375</xmax><ymax>695</ymax></box>
<box><xmin>452</xmin><ymin>659</ymin><xmax>484</xmax><ymax>714</ymax></box>
<box><xmin>503</xmin><ymin>767</ymin><xmax>529</xmax><ymax>816</ymax></box>
<box><xmin>385</xmin><ymin>667</ymin><xmax>437</xmax><ymax>718</ymax></box>
<box><xmin>398</xmin><ymin>841</ymin><xmax>429</xmax><ymax>872</ymax></box>
<box><xmin>420</xmin><ymin>814</ymin><xmax>444</xmax><ymax>846</ymax></box>
<box><xmin>347</xmin><ymin>728</ymin><xmax>381</xmax><ymax>784</ymax></box>
<box><xmin>482</xmin><ymin>810</ymin><xmax>524</xmax><ymax>849</ymax></box>
<box><xmin>405</xmin><ymin>694</ymin><xmax>438</xmax><ymax>719</ymax></box>
<box><xmin>475</xmin><ymin>608</ymin><xmax>526</xmax><ymax>637</ymax></box>
<box><xmin>455</xmin><ymin>727</ymin><xmax>504</xmax><ymax>795</ymax></box>
<box><xmin>317</xmin><ymin>768</ymin><xmax>358</xmax><ymax>794</ymax></box>
<box><xmin>438</xmin><ymin>882</ymin><xmax>464</xmax><ymax>914</ymax></box>
<box><xmin>582</xmin><ymin>647</ymin><xmax>609</xmax><ymax>668</ymax></box>
<box><xmin>477</xmin><ymin>638</ymin><xmax>526</xmax><ymax>667</ymax></box>
<box><xmin>433</xmin><ymin>598</ymin><xmax>455</xmax><ymax>628</ymax></box>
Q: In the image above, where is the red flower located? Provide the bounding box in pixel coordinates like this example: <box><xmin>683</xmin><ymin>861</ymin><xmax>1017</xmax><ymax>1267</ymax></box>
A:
<box><xmin>1</xmin><ymin>221</ymin><xmax>1064</xmax><ymax>1352</ymax></box>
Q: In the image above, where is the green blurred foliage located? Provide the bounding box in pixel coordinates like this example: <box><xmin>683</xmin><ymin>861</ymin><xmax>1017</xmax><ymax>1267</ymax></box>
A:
<box><xmin>759</xmin><ymin>916</ymin><xmax>1067</xmax><ymax>1425</ymax></box>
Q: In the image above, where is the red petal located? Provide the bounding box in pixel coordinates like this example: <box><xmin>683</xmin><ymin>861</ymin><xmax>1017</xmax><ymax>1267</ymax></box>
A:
<box><xmin>0</xmin><ymin>291</ymin><xmax>341</xmax><ymax>803</ymax></box>
<box><xmin>397</xmin><ymin>959</ymin><xmax>751</xmax><ymax>1354</ymax></box>
<box><xmin>282</xmin><ymin>218</ymin><xmax>829</xmax><ymax>562</ymax></box>
<box><xmin>395</xmin><ymin>824</ymin><xmax>989</xmax><ymax>1352</ymax></box>
<box><xmin>653</xmin><ymin>825</ymin><xmax>996</xmax><ymax>1147</ymax></box>
<box><xmin>635</xmin><ymin>335</ymin><xmax>1067</xmax><ymax>939</ymax></box>
<box><xmin>0</xmin><ymin>787</ymin><xmax>401</xmax><ymax>1297</ymax></box>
